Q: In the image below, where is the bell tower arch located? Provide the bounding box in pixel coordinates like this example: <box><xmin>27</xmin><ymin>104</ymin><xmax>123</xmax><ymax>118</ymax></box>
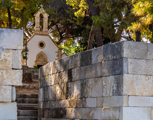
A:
<box><xmin>34</xmin><ymin>4</ymin><xmax>49</xmax><ymax>34</ymax></box>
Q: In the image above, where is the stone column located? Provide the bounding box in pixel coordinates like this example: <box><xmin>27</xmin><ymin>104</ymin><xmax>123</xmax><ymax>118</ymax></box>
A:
<box><xmin>0</xmin><ymin>28</ymin><xmax>23</xmax><ymax>120</ymax></box>
<box><xmin>43</xmin><ymin>13</ymin><xmax>48</xmax><ymax>32</ymax></box>
<box><xmin>35</xmin><ymin>15</ymin><xmax>40</xmax><ymax>31</ymax></box>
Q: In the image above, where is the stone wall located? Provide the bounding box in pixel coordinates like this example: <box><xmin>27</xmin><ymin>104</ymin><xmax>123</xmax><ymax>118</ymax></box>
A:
<box><xmin>0</xmin><ymin>28</ymin><xmax>23</xmax><ymax>120</ymax></box>
<box><xmin>39</xmin><ymin>41</ymin><xmax>153</xmax><ymax>120</ymax></box>
<box><xmin>22</xmin><ymin>66</ymin><xmax>38</xmax><ymax>79</ymax></box>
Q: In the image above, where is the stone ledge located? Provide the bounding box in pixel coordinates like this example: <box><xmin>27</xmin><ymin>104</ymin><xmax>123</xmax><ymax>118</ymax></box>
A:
<box><xmin>0</xmin><ymin>49</ymin><xmax>12</xmax><ymax>70</ymax></box>
<box><xmin>0</xmin><ymin>70</ymin><xmax>22</xmax><ymax>86</ymax></box>
<box><xmin>120</xmin><ymin>107</ymin><xmax>152</xmax><ymax>120</ymax></box>
<box><xmin>0</xmin><ymin>28</ymin><xmax>23</xmax><ymax>49</ymax></box>
<box><xmin>0</xmin><ymin>102</ymin><xmax>17</xmax><ymax>119</ymax></box>
<box><xmin>0</xmin><ymin>86</ymin><xmax>12</xmax><ymax>102</ymax></box>
<box><xmin>12</xmin><ymin>50</ymin><xmax>22</xmax><ymax>69</ymax></box>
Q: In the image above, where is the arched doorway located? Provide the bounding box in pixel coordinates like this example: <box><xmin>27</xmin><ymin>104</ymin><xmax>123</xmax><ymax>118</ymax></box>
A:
<box><xmin>35</xmin><ymin>51</ymin><xmax>48</xmax><ymax>68</ymax></box>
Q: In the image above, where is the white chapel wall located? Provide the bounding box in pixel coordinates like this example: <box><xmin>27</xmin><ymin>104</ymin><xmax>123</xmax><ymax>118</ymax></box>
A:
<box><xmin>27</xmin><ymin>34</ymin><xmax>58</xmax><ymax>67</ymax></box>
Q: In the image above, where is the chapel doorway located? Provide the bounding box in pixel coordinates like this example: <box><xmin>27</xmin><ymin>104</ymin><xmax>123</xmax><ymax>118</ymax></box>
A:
<box><xmin>35</xmin><ymin>51</ymin><xmax>48</xmax><ymax>68</ymax></box>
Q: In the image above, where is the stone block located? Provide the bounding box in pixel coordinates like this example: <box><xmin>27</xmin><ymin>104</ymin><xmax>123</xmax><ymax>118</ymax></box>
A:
<box><xmin>0</xmin><ymin>28</ymin><xmax>23</xmax><ymax>49</ymax></box>
<box><xmin>0</xmin><ymin>70</ymin><xmax>22</xmax><ymax>86</ymax></box>
<box><xmin>103</xmin><ymin>75</ymin><xmax>123</xmax><ymax>96</ymax></box>
<box><xmin>86</xmin><ymin>78</ymin><xmax>103</xmax><ymax>97</ymax></box>
<box><xmin>0</xmin><ymin>86</ymin><xmax>12</xmax><ymax>102</ymax></box>
<box><xmin>74</xmin><ymin>81</ymin><xmax>81</xmax><ymax>99</ymax></box>
<box><xmin>44</xmin><ymin>87</ymin><xmax>49</xmax><ymax>101</ymax></box>
<box><xmin>95</xmin><ymin>62</ymin><xmax>102</xmax><ymax>77</ymax></box>
<box><xmin>96</xmin><ymin>97</ymin><xmax>103</xmax><ymax>107</ymax></box>
<box><xmin>59</xmin><ymin>56</ymin><xmax>69</xmax><ymax>71</ymax></box>
<box><xmin>65</xmin><ymin>108</ymin><xmax>75</xmax><ymax>118</ymax></box>
<box><xmin>52</xmin><ymin>73</ymin><xmax>59</xmax><ymax>85</ymax></box>
<box><xmin>86</xmin><ymin>98</ymin><xmax>96</xmax><ymax>107</ymax></box>
<box><xmin>102</xmin><ymin>58</ymin><xmax>128</xmax><ymax>76</ymax></box>
<box><xmin>129</xmin><ymin>96</ymin><xmax>153</xmax><ymax>107</ymax></box>
<box><xmin>12</xmin><ymin>87</ymin><xmax>16</xmax><ymax>102</ymax></box>
<box><xmin>69</xmin><ymin>99</ymin><xmax>83</xmax><ymax>108</ymax></box>
<box><xmin>48</xmin><ymin>85</ymin><xmax>56</xmax><ymax>101</ymax></box>
<box><xmin>51</xmin><ymin>108</ymin><xmax>66</xmax><ymax>118</ymax></box>
<box><xmin>39</xmin><ymin>88</ymin><xmax>44</xmax><ymax>101</ymax></box>
<box><xmin>38</xmin><ymin>102</ymin><xmax>43</xmax><ymax>108</ymax></box>
<box><xmin>58</xmin><ymin>70</ymin><xmax>69</xmax><ymax>83</ymax></box>
<box><xmin>67</xmin><ymin>108</ymin><xmax>95</xmax><ymax>119</ymax></box>
<box><xmin>66</xmin><ymin>82</ymin><xmax>74</xmax><ymax>99</ymax></box>
<box><xmin>122</xmin><ymin>41</ymin><xmax>148</xmax><ymax>59</ymax></box>
<box><xmin>72</xmin><ymin>67</ymin><xmax>80</xmax><ymax>81</ymax></box>
<box><xmin>41</xmin><ymin>62</ymin><xmax>52</xmax><ymax>76</ymax></box>
<box><xmin>103</xmin><ymin>96</ymin><xmax>128</xmax><ymax>107</ymax></box>
<box><xmin>0</xmin><ymin>102</ymin><xmax>17</xmax><ymax>120</ymax></box>
<box><xmin>101</xmin><ymin>108</ymin><xmax>120</xmax><ymax>119</ymax></box>
<box><xmin>39</xmin><ymin>108</ymin><xmax>44</xmax><ymax>118</ymax></box>
<box><xmin>123</xmin><ymin>74</ymin><xmax>153</xmax><ymax>96</ymax></box>
<box><xmin>103</xmin><ymin>74</ymin><xmax>153</xmax><ymax>96</ymax></box>
<box><xmin>52</xmin><ymin>57</ymin><xmax>69</xmax><ymax>74</ymax></box>
<box><xmin>43</xmin><ymin>101</ymin><xmax>50</xmax><ymax>108</ymax></box>
<box><xmin>128</xmin><ymin>59</ymin><xmax>153</xmax><ymax>75</ymax></box>
<box><xmin>83</xmin><ymin>65</ymin><xmax>95</xmax><ymax>79</ymax></box>
<box><xmin>80</xmin><ymin>50</ymin><xmax>92</xmax><ymax>67</ymax></box>
<box><xmin>52</xmin><ymin>60</ymin><xmax>61</xmax><ymax>74</ymax></box>
<box><xmin>92</xmin><ymin>46</ymin><xmax>103</xmax><ymax>64</ymax></box>
<box><xmin>50</xmin><ymin>101</ymin><xmax>57</xmax><ymax>108</ymax></box>
<box><xmin>103</xmin><ymin>42</ymin><xmax>122</xmax><ymax>60</ymax></box>
<box><xmin>59</xmin><ymin>100</ymin><xmax>69</xmax><ymax>108</ymax></box>
<box><xmin>120</xmin><ymin>107</ymin><xmax>152</xmax><ymax>120</ymax></box>
<box><xmin>12</xmin><ymin>50</ymin><xmax>22</xmax><ymax>69</ymax></box>
<box><xmin>0</xmin><ymin>49</ymin><xmax>12</xmax><ymax>70</ymax></box>
<box><xmin>148</xmin><ymin>43</ymin><xmax>153</xmax><ymax>59</ymax></box>
<box><xmin>56</xmin><ymin>83</ymin><xmax>67</xmax><ymax>100</ymax></box>
<box><xmin>69</xmin><ymin>53</ymin><xmax>80</xmax><ymax>69</ymax></box>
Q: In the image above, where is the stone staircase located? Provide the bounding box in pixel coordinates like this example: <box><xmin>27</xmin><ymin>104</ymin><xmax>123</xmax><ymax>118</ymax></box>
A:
<box><xmin>17</xmin><ymin>94</ymin><xmax>38</xmax><ymax>120</ymax></box>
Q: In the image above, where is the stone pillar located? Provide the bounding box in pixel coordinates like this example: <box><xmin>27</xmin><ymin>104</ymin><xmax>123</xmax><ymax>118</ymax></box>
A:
<box><xmin>0</xmin><ymin>28</ymin><xmax>23</xmax><ymax>120</ymax></box>
<box><xmin>43</xmin><ymin>13</ymin><xmax>48</xmax><ymax>32</ymax></box>
<box><xmin>35</xmin><ymin>15</ymin><xmax>40</xmax><ymax>31</ymax></box>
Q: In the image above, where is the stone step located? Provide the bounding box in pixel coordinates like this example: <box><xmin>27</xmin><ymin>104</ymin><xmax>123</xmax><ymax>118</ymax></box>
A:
<box><xmin>17</xmin><ymin>94</ymin><xmax>38</xmax><ymax>98</ymax></box>
<box><xmin>17</xmin><ymin>104</ymin><xmax>38</xmax><ymax>110</ymax></box>
<box><xmin>18</xmin><ymin>116</ymin><xmax>38</xmax><ymax>120</ymax></box>
<box><xmin>16</xmin><ymin>98</ymin><xmax>38</xmax><ymax>104</ymax></box>
<box><xmin>16</xmin><ymin>85</ymin><xmax>38</xmax><ymax>89</ymax></box>
<box><xmin>18</xmin><ymin>110</ymin><xmax>38</xmax><ymax>116</ymax></box>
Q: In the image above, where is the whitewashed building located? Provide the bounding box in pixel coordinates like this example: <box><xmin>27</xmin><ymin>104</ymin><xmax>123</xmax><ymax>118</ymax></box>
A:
<box><xmin>23</xmin><ymin>5</ymin><xmax>66</xmax><ymax>68</ymax></box>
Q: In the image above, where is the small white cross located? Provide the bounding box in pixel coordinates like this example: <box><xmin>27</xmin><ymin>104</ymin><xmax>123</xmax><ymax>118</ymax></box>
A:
<box><xmin>40</xmin><ymin>4</ymin><xmax>43</xmax><ymax>8</ymax></box>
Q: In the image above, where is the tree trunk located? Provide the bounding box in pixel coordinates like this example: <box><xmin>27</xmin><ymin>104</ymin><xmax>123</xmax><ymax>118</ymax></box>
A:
<box><xmin>87</xmin><ymin>24</ymin><xmax>95</xmax><ymax>50</ymax></box>
<box><xmin>135</xmin><ymin>31</ymin><xmax>141</xmax><ymax>42</ymax></box>
<box><xmin>7</xmin><ymin>7</ymin><xmax>12</xmax><ymax>28</ymax></box>
<box><xmin>86</xmin><ymin>0</ymin><xmax>103</xmax><ymax>47</ymax></box>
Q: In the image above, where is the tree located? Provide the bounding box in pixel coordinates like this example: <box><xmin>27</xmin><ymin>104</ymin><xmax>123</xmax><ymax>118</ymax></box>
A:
<box><xmin>127</xmin><ymin>0</ymin><xmax>153</xmax><ymax>42</ymax></box>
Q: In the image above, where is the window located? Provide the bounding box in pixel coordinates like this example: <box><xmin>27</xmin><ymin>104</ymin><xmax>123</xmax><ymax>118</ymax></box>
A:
<box><xmin>38</xmin><ymin>41</ymin><xmax>46</xmax><ymax>49</ymax></box>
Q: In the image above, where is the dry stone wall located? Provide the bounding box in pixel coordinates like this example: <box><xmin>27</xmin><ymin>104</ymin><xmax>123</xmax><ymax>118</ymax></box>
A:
<box><xmin>39</xmin><ymin>41</ymin><xmax>153</xmax><ymax>120</ymax></box>
<box><xmin>0</xmin><ymin>28</ymin><xmax>23</xmax><ymax>120</ymax></box>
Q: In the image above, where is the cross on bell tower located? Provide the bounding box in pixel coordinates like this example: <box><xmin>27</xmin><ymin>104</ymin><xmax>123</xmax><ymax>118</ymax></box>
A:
<box><xmin>40</xmin><ymin>4</ymin><xmax>43</xmax><ymax>8</ymax></box>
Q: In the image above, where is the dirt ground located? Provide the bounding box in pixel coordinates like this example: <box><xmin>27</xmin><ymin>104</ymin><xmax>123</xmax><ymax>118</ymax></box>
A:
<box><xmin>16</xmin><ymin>79</ymin><xmax>38</xmax><ymax>94</ymax></box>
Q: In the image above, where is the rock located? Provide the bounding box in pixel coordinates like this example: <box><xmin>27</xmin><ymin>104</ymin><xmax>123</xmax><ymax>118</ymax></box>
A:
<box><xmin>23</xmin><ymin>73</ymin><xmax>32</xmax><ymax>82</ymax></box>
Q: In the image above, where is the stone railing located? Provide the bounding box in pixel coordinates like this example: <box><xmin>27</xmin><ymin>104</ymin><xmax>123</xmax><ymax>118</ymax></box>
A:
<box><xmin>39</xmin><ymin>41</ymin><xmax>153</xmax><ymax>120</ymax></box>
<box><xmin>0</xmin><ymin>28</ymin><xmax>23</xmax><ymax>120</ymax></box>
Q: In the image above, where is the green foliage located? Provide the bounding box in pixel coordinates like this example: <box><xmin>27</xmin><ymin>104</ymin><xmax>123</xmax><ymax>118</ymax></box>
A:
<box><xmin>33</xmin><ymin>66</ymin><xmax>38</xmax><ymax>69</ymax></box>
<box><xmin>127</xmin><ymin>0</ymin><xmax>153</xmax><ymax>42</ymax></box>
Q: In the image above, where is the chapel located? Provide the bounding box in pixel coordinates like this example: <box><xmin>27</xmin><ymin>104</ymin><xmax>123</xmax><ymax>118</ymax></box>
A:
<box><xmin>22</xmin><ymin>5</ymin><xmax>66</xmax><ymax>68</ymax></box>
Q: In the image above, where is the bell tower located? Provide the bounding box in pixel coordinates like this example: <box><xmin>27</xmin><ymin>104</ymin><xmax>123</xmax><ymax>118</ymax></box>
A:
<box><xmin>34</xmin><ymin>4</ymin><xmax>49</xmax><ymax>34</ymax></box>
